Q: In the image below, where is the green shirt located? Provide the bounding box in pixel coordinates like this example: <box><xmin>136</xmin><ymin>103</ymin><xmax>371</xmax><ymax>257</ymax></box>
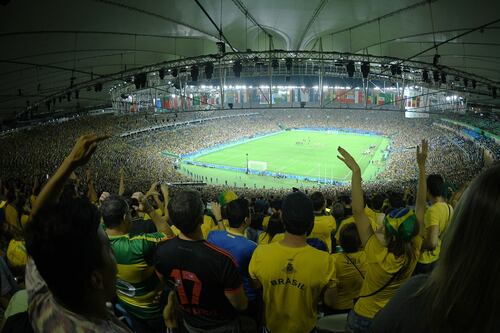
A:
<box><xmin>108</xmin><ymin>232</ymin><xmax>168</xmax><ymax>319</ymax></box>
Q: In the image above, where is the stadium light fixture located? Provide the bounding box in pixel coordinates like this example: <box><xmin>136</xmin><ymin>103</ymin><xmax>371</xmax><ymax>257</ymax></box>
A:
<box><xmin>433</xmin><ymin>70</ymin><xmax>440</xmax><ymax>83</ymax></box>
<box><xmin>422</xmin><ymin>70</ymin><xmax>429</xmax><ymax>83</ymax></box>
<box><xmin>191</xmin><ymin>65</ymin><xmax>199</xmax><ymax>82</ymax></box>
<box><xmin>204</xmin><ymin>62</ymin><xmax>214</xmax><ymax>80</ymax></box>
<box><xmin>361</xmin><ymin>62</ymin><xmax>370</xmax><ymax>79</ymax></box>
<box><xmin>233</xmin><ymin>60</ymin><xmax>243</xmax><ymax>77</ymax></box>
<box><xmin>441</xmin><ymin>71</ymin><xmax>447</xmax><ymax>84</ymax></box>
<box><xmin>346</xmin><ymin>61</ymin><xmax>355</xmax><ymax>78</ymax></box>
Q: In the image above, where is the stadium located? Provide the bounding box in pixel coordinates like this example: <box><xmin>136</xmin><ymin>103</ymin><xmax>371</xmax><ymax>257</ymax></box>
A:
<box><xmin>0</xmin><ymin>1</ymin><xmax>499</xmax><ymax>333</ymax></box>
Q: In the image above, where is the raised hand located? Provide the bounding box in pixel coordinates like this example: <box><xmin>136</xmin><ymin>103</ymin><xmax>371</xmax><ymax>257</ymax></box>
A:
<box><xmin>416</xmin><ymin>139</ymin><xmax>428</xmax><ymax>167</ymax></box>
<box><xmin>160</xmin><ymin>183</ymin><xmax>169</xmax><ymax>198</ymax></box>
<box><xmin>66</xmin><ymin>134</ymin><xmax>109</xmax><ymax>168</ymax></box>
<box><xmin>211</xmin><ymin>202</ymin><xmax>222</xmax><ymax>221</ymax></box>
<box><xmin>337</xmin><ymin>146</ymin><xmax>361</xmax><ymax>173</ymax></box>
<box><xmin>146</xmin><ymin>181</ymin><xmax>159</xmax><ymax>197</ymax></box>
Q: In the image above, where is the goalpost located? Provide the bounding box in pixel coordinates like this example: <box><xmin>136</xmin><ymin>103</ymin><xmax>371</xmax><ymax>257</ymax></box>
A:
<box><xmin>248</xmin><ymin>160</ymin><xmax>268</xmax><ymax>172</ymax></box>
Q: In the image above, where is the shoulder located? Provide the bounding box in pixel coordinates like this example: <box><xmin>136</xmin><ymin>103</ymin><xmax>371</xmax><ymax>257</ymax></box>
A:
<box><xmin>156</xmin><ymin>236</ymin><xmax>179</xmax><ymax>253</ymax></box>
<box><xmin>207</xmin><ymin>230</ymin><xmax>225</xmax><ymax>240</ymax></box>
<box><xmin>202</xmin><ymin>241</ymin><xmax>239</xmax><ymax>267</ymax></box>
<box><xmin>130</xmin><ymin>232</ymin><xmax>168</xmax><ymax>242</ymax></box>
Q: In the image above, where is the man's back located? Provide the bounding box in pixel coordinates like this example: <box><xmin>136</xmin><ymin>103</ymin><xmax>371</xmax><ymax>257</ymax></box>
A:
<box><xmin>109</xmin><ymin>232</ymin><xmax>168</xmax><ymax>319</ymax></box>
<box><xmin>155</xmin><ymin>237</ymin><xmax>242</xmax><ymax>330</ymax></box>
<box><xmin>249</xmin><ymin>242</ymin><xmax>336</xmax><ymax>333</ymax></box>
<box><xmin>419</xmin><ymin>202</ymin><xmax>452</xmax><ymax>264</ymax></box>
<box><xmin>207</xmin><ymin>230</ymin><xmax>257</xmax><ymax>300</ymax></box>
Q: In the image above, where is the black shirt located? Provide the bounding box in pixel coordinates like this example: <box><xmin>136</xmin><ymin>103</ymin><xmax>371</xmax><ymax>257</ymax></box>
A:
<box><xmin>129</xmin><ymin>218</ymin><xmax>157</xmax><ymax>236</ymax></box>
<box><xmin>155</xmin><ymin>237</ymin><xmax>242</xmax><ymax>329</ymax></box>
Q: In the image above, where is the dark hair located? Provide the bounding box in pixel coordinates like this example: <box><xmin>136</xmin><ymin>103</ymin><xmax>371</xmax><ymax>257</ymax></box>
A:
<box><xmin>332</xmin><ymin>202</ymin><xmax>345</xmax><ymax>221</ymax></box>
<box><xmin>388</xmin><ymin>192</ymin><xmax>405</xmax><ymax>210</ymax></box>
<box><xmin>369</xmin><ymin>193</ymin><xmax>385</xmax><ymax>211</ymax></box>
<box><xmin>25</xmin><ymin>197</ymin><xmax>104</xmax><ymax>309</ymax></box>
<box><xmin>418</xmin><ymin>164</ymin><xmax>500</xmax><ymax>333</ymax></box>
<box><xmin>167</xmin><ymin>189</ymin><xmax>204</xmax><ymax>235</ymax></box>
<box><xmin>270</xmin><ymin>199</ymin><xmax>282</xmax><ymax>211</ymax></box>
<box><xmin>427</xmin><ymin>174</ymin><xmax>444</xmax><ymax>198</ymax></box>
<box><xmin>339</xmin><ymin>195</ymin><xmax>351</xmax><ymax>206</ymax></box>
<box><xmin>100</xmin><ymin>195</ymin><xmax>129</xmax><ymax>228</ymax></box>
<box><xmin>282</xmin><ymin>192</ymin><xmax>314</xmax><ymax>236</ymax></box>
<box><xmin>310</xmin><ymin>191</ymin><xmax>326</xmax><ymax>211</ymax></box>
<box><xmin>249</xmin><ymin>212</ymin><xmax>264</xmax><ymax>230</ymax></box>
<box><xmin>339</xmin><ymin>223</ymin><xmax>362</xmax><ymax>253</ymax></box>
<box><xmin>264</xmin><ymin>212</ymin><xmax>284</xmax><ymax>242</ymax></box>
<box><xmin>226</xmin><ymin>198</ymin><xmax>249</xmax><ymax>228</ymax></box>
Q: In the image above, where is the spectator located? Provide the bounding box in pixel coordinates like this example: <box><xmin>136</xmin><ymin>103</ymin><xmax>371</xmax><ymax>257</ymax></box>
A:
<box><xmin>262</xmin><ymin>198</ymin><xmax>281</xmax><ymax>230</ymax></box>
<box><xmin>415</xmin><ymin>174</ymin><xmax>453</xmax><ymax>274</ymax></box>
<box><xmin>24</xmin><ymin>134</ymin><xmax>131</xmax><ymax>332</ymax></box>
<box><xmin>249</xmin><ymin>191</ymin><xmax>337</xmax><ymax>333</ymax></box>
<box><xmin>101</xmin><ymin>192</ymin><xmax>173</xmax><ymax>333</ymax></box>
<box><xmin>257</xmin><ymin>212</ymin><xmax>285</xmax><ymax>244</ymax></box>
<box><xmin>207</xmin><ymin>198</ymin><xmax>260</xmax><ymax>325</ymax></box>
<box><xmin>308</xmin><ymin>191</ymin><xmax>336</xmax><ymax>252</ymax></box>
<box><xmin>372</xmin><ymin>164</ymin><xmax>500</xmax><ymax>333</ymax></box>
<box><xmin>337</xmin><ymin>142</ymin><xmax>427</xmax><ymax>332</ymax></box>
<box><xmin>326</xmin><ymin>223</ymin><xmax>367</xmax><ymax>313</ymax></box>
<box><xmin>154</xmin><ymin>189</ymin><xmax>247</xmax><ymax>332</ymax></box>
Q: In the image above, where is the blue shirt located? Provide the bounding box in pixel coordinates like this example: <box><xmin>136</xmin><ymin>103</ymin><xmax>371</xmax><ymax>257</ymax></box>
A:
<box><xmin>207</xmin><ymin>230</ymin><xmax>258</xmax><ymax>300</ymax></box>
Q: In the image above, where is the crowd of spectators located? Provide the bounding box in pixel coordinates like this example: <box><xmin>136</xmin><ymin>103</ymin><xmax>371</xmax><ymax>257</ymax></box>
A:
<box><xmin>0</xmin><ymin>108</ymin><xmax>499</xmax><ymax>332</ymax></box>
<box><xmin>0</xmin><ymin>132</ymin><xmax>497</xmax><ymax>332</ymax></box>
<box><xmin>0</xmin><ymin>108</ymin><xmax>493</xmax><ymax>201</ymax></box>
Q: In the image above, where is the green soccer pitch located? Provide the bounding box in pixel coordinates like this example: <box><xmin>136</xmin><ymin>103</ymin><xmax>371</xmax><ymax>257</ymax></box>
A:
<box><xmin>175</xmin><ymin>130</ymin><xmax>390</xmax><ymax>189</ymax></box>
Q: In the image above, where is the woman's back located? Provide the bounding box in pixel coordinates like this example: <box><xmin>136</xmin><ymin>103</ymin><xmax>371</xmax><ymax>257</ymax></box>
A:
<box><xmin>331</xmin><ymin>250</ymin><xmax>366</xmax><ymax>310</ymax></box>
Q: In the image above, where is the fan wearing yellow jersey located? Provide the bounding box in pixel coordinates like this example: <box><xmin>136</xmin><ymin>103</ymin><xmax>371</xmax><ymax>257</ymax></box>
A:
<box><xmin>308</xmin><ymin>192</ymin><xmax>336</xmax><ymax>252</ymax></box>
<box><xmin>337</xmin><ymin>142</ymin><xmax>428</xmax><ymax>332</ymax></box>
<box><xmin>249</xmin><ymin>192</ymin><xmax>337</xmax><ymax>333</ymax></box>
<box><xmin>415</xmin><ymin>174</ymin><xmax>453</xmax><ymax>274</ymax></box>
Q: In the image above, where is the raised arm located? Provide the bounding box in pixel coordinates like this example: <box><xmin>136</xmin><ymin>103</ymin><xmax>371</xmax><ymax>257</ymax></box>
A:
<box><xmin>337</xmin><ymin>147</ymin><xmax>374</xmax><ymax>247</ymax></box>
<box><xmin>210</xmin><ymin>202</ymin><xmax>225</xmax><ymax>230</ymax></box>
<box><xmin>139</xmin><ymin>191</ymin><xmax>174</xmax><ymax>238</ymax></box>
<box><xmin>416</xmin><ymin>140</ymin><xmax>428</xmax><ymax>239</ymax></box>
<box><xmin>118</xmin><ymin>167</ymin><xmax>125</xmax><ymax>196</ymax></box>
<box><xmin>31</xmin><ymin>134</ymin><xmax>109</xmax><ymax>219</ymax></box>
<box><xmin>160</xmin><ymin>184</ymin><xmax>169</xmax><ymax>218</ymax></box>
<box><xmin>86</xmin><ymin>169</ymin><xmax>98</xmax><ymax>203</ymax></box>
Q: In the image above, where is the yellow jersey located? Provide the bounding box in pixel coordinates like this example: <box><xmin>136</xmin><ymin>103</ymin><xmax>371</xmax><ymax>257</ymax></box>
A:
<box><xmin>249</xmin><ymin>241</ymin><xmax>336</xmax><ymax>333</ymax></box>
<box><xmin>330</xmin><ymin>251</ymin><xmax>367</xmax><ymax>310</ymax></box>
<box><xmin>262</xmin><ymin>215</ymin><xmax>270</xmax><ymax>230</ymax></box>
<box><xmin>143</xmin><ymin>208</ymin><xmax>164</xmax><ymax>221</ymax></box>
<box><xmin>201</xmin><ymin>215</ymin><xmax>218</xmax><ymax>239</ymax></box>
<box><xmin>171</xmin><ymin>215</ymin><xmax>218</xmax><ymax>239</ymax></box>
<box><xmin>257</xmin><ymin>232</ymin><xmax>285</xmax><ymax>245</ymax></box>
<box><xmin>5</xmin><ymin>204</ymin><xmax>20</xmax><ymax>231</ymax></box>
<box><xmin>308</xmin><ymin>214</ymin><xmax>336</xmax><ymax>252</ymax></box>
<box><xmin>7</xmin><ymin>239</ymin><xmax>27</xmax><ymax>269</ymax></box>
<box><xmin>354</xmin><ymin>235</ymin><xmax>422</xmax><ymax>318</ymax></box>
<box><xmin>419</xmin><ymin>202</ymin><xmax>453</xmax><ymax>264</ymax></box>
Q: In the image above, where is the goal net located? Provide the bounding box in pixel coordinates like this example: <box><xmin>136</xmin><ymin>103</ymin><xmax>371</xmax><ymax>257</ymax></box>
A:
<box><xmin>248</xmin><ymin>160</ymin><xmax>268</xmax><ymax>171</ymax></box>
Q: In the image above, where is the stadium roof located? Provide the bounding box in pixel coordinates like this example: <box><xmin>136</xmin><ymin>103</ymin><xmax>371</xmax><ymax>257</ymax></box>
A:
<box><xmin>0</xmin><ymin>0</ymin><xmax>499</xmax><ymax>119</ymax></box>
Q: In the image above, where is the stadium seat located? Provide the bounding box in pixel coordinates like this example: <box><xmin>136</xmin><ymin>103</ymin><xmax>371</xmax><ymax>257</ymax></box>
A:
<box><xmin>316</xmin><ymin>313</ymin><xmax>348</xmax><ymax>333</ymax></box>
